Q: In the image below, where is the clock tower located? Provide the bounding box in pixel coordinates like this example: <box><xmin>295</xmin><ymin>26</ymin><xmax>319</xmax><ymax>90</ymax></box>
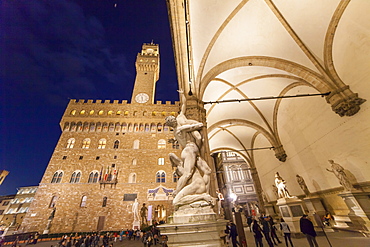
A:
<box><xmin>131</xmin><ymin>42</ymin><xmax>160</xmax><ymax>104</ymax></box>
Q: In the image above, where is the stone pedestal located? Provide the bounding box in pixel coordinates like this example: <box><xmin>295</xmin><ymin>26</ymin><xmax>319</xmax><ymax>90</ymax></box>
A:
<box><xmin>157</xmin><ymin>204</ymin><xmax>226</xmax><ymax>247</ymax></box>
<box><xmin>132</xmin><ymin>220</ymin><xmax>140</xmax><ymax>230</ymax></box>
<box><xmin>338</xmin><ymin>191</ymin><xmax>370</xmax><ymax>231</ymax></box>
<box><xmin>276</xmin><ymin>197</ymin><xmax>305</xmax><ymax>235</ymax></box>
<box><xmin>303</xmin><ymin>196</ymin><xmax>326</xmax><ymax>219</ymax></box>
<box><xmin>264</xmin><ymin>203</ymin><xmax>278</xmax><ymax>217</ymax></box>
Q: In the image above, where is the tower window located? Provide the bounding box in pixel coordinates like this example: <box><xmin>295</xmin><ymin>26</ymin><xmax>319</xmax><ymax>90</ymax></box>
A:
<box><xmin>82</xmin><ymin>138</ymin><xmax>91</xmax><ymax>149</ymax></box>
<box><xmin>88</xmin><ymin>172</ymin><xmax>99</xmax><ymax>183</ymax></box>
<box><xmin>62</xmin><ymin>156</ymin><xmax>67</xmax><ymax>160</ymax></box>
<box><xmin>113</xmin><ymin>140</ymin><xmax>120</xmax><ymax>149</ymax></box>
<box><xmin>173</xmin><ymin>172</ymin><xmax>179</xmax><ymax>182</ymax></box>
<box><xmin>49</xmin><ymin>196</ymin><xmax>58</xmax><ymax>208</ymax></box>
<box><xmin>133</xmin><ymin>140</ymin><xmax>140</xmax><ymax>149</ymax></box>
<box><xmin>70</xmin><ymin>171</ymin><xmax>81</xmax><ymax>183</ymax></box>
<box><xmin>102</xmin><ymin>197</ymin><xmax>107</xmax><ymax>207</ymax></box>
<box><xmin>98</xmin><ymin>139</ymin><xmax>107</xmax><ymax>149</ymax></box>
<box><xmin>66</xmin><ymin>138</ymin><xmax>75</xmax><ymax>148</ymax></box>
<box><xmin>96</xmin><ymin>156</ymin><xmax>100</xmax><ymax>160</ymax></box>
<box><xmin>129</xmin><ymin>173</ymin><xmax>136</xmax><ymax>183</ymax></box>
<box><xmin>51</xmin><ymin>171</ymin><xmax>63</xmax><ymax>183</ymax></box>
<box><xmin>79</xmin><ymin>156</ymin><xmax>83</xmax><ymax>160</ymax></box>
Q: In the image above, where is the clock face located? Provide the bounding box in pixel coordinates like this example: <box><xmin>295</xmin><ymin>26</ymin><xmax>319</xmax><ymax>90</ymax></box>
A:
<box><xmin>135</xmin><ymin>93</ymin><xmax>149</xmax><ymax>103</ymax></box>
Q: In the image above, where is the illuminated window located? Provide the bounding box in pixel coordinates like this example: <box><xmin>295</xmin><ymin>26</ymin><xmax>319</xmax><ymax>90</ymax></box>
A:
<box><xmin>133</xmin><ymin>140</ymin><xmax>140</xmax><ymax>149</ymax></box>
<box><xmin>63</xmin><ymin>122</ymin><xmax>70</xmax><ymax>131</ymax></box>
<box><xmin>49</xmin><ymin>196</ymin><xmax>58</xmax><ymax>208</ymax></box>
<box><xmin>124</xmin><ymin>111</ymin><xmax>129</xmax><ymax>116</ymax></box>
<box><xmin>76</xmin><ymin>122</ymin><xmax>83</xmax><ymax>132</ymax></box>
<box><xmin>89</xmin><ymin>110</ymin><xmax>95</xmax><ymax>115</ymax></box>
<box><xmin>132</xmin><ymin>159</ymin><xmax>137</xmax><ymax>166</ymax></box>
<box><xmin>66</xmin><ymin>138</ymin><xmax>75</xmax><ymax>148</ymax></box>
<box><xmin>98</xmin><ymin>110</ymin><xmax>104</xmax><ymax>115</ymax></box>
<box><xmin>163</xmin><ymin>125</ymin><xmax>169</xmax><ymax>132</ymax></box>
<box><xmin>82</xmin><ymin>138</ymin><xmax>91</xmax><ymax>149</ymax></box>
<box><xmin>158</xmin><ymin>158</ymin><xmax>165</xmax><ymax>165</ymax></box>
<box><xmin>151</xmin><ymin>123</ymin><xmax>156</xmax><ymax>132</ymax></box>
<box><xmin>116</xmin><ymin>111</ymin><xmax>121</xmax><ymax>115</ymax></box>
<box><xmin>71</xmin><ymin>110</ymin><xmax>76</xmax><ymax>115</ymax></box>
<box><xmin>134</xmin><ymin>123</ymin><xmax>139</xmax><ymax>132</ymax></box>
<box><xmin>115</xmin><ymin>123</ymin><xmax>121</xmax><ymax>132</ymax></box>
<box><xmin>129</xmin><ymin>173</ymin><xmax>136</xmax><ymax>183</ymax></box>
<box><xmin>157</xmin><ymin>124</ymin><xmax>163</xmax><ymax>132</ymax></box>
<box><xmin>108</xmin><ymin>110</ymin><xmax>113</xmax><ymax>115</ymax></box>
<box><xmin>152</xmin><ymin>112</ymin><xmax>157</xmax><ymax>116</ymax></box>
<box><xmin>102</xmin><ymin>197</ymin><xmax>107</xmax><ymax>207</ymax></box>
<box><xmin>173</xmin><ymin>172</ymin><xmax>179</xmax><ymax>182</ymax></box>
<box><xmin>80</xmin><ymin>110</ymin><xmax>86</xmax><ymax>115</ymax></box>
<box><xmin>156</xmin><ymin>171</ymin><xmax>166</xmax><ymax>183</ymax></box>
<box><xmin>98</xmin><ymin>139</ymin><xmax>107</xmax><ymax>149</ymax></box>
<box><xmin>113</xmin><ymin>140</ymin><xmax>119</xmax><ymax>149</ymax></box>
<box><xmin>51</xmin><ymin>171</ymin><xmax>63</xmax><ymax>183</ymax></box>
<box><xmin>109</xmin><ymin>123</ymin><xmax>115</xmax><ymax>132</ymax></box>
<box><xmin>158</xmin><ymin>139</ymin><xmax>166</xmax><ymax>149</ymax></box>
<box><xmin>80</xmin><ymin>196</ymin><xmax>87</xmax><ymax>207</ymax></box>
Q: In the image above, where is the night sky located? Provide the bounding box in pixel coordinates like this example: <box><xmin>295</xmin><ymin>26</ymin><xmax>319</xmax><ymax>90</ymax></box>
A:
<box><xmin>0</xmin><ymin>0</ymin><xmax>178</xmax><ymax>195</ymax></box>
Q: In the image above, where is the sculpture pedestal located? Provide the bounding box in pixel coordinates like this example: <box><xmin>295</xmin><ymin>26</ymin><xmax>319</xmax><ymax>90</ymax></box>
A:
<box><xmin>132</xmin><ymin>220</ymin><xmax>140</xmax><ymax>230</ymax></box>
<box><xmin>158</xmin><ymin>204</ymin><xmax>226</xmax><ymax>247</ymax></box>
<box><xmin>303</xmin><ymin>196</ymin><xmax>326</xmax><ymax>220</ymax></box>
<box><xmin>277</xmin><ymin>197</ymin><xmax>305</xmax><ymax>236</ymax></box>
<box><xmin>338</xmin><ymin>191</ymin><xmax>370</xmax><ymax>231</ymax></box>
<box><xmin>264</xmin><ymin>203</ymin><xmax>278</xmax><ymax>217</ymax></box>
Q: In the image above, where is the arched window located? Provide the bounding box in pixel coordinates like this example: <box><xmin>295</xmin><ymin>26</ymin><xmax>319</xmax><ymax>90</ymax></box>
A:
<box><xmin>49</xmin><ymin>196</ymin><xmax>58</xmax><ymax>208</ymax></box>
<box><xmin>172</xmin><ymin>140</ymin><xmax>179</xmax><ymax>149</ymax></box>
<box><xmin>77</xmin><ymin>122</ymin><xmax>83</xmax><ymax>132</ymax></box>
<box><xmin>163</xmin><ymin>125</ymin><xmax>169</xmax><ymax>132</ymax></box>
<box><xmin>109</xmin><ymin>122</ymin><xmax>115</xmax><ymax>132</ymax></box>
<box><xmin>133</xmin><ymin>140</ymin><xmax>140</xmax><ymax>149</ymax></box>
<box><xmin>80</xmin><ymin>110</ymin><xmax>86</xmax><ymax>115</ymax></box>
<box><xmin>51</xmin><ymin>171</ymin><xmax>63</xmax><ymax>183</ymax></box>
<box><xmin>102</xmin><ymin>197</ymin><xmax>107</xmax><ymax>207</ymax></box>
<box><xmin>63</xmin><ymin>122</ymin><xmax>70</xmax><ymax>131</ymax></box>
<box><xmin>88</xmin><ymin>171</ymin><xmax>99</xmax><ymax>183</ymax></box>
<box><xmin>113</xmin><ymin>140</ymin><xmax>120</xmax><ymax>149</ymax></box>
<box><xmin>129</xmin><ymin>173</ymin><xmax>136</xmax><ymax>183</ymax></box>
<box><xmin>132</xmin><ymin>158</ymin><xmax>137</xmax><ymax>166</ymax></box>
<box><xmin>83</xmin><ymin>122</ymin><xmax>89</xmax><ymax>132</ymax></box>
<box><xmin>156</xmin><ymin>171</ymin><xmax>166</xmax><ymax>183</ymax></box>
<box><xmin>128</xmin><ymin>123</ymin><xmax>133</xmax><ymax>132</ymax></box>
<box><xmin>139</xmin><ymin>123</ymin><xmax>144</xmax><ymax>132</ymax></box>
<box><xmin>122</xmin><ymin>123</ymin><xmax>127</xmax><ymax>132</ymax></box>
<box><xmin>66</xmin><ymin>138</ymin><xmax>75</xmax><ymax>148</ymax></box>
<box><xmin>157</xmin><ymin>123</ymin><xmax>163</xmax><ymax>132</ymax></box>
<box><xmin>70</xmin><ymin>171</ymin><xmax>81</xmax><ymax>183</ymax></box>
<box><xmin>70</xmin><ymin>122</ymin><xmax>77</xmax><ymax>132</ymax></box>
<box><xmin>115</xmin><ymin>122</ymin><xmax>121</xmax><ymax>132</ymax></box>
<box><xmin>98</xmin><ymin>139</ymin><xmax>106</xmax><ymax>149</ymax></box>
<box><xmin>158</xmin><ymin>158</ymin><xmax>164</xmax><ymax>165</ymax></box>
<box><xmin>102</xmin><ymin>122</ymin><xmax>108</xmax><ymax>132</ymax></box>
<box><xmin>151</xmin><ymin>123</ymin><xmax>157</xmax><ymax>132</ymax></box>
<box><xmin>89</xmin><ymin>110</ymin><xmax>95</xmax><ymax>115</ymax></box>
<box><xmin>134</xmin><ymin>123</ymin><xmax>139</xmax><ymax>132</ymax></box>
<box><xmin>157</xmin><ymin>139</ymin><xmax>166</xmax><ymax>149</ymax></box>
<box><xmin>96</xmin><ymin>122</ymin><xmax>102</xmax><ymax>132</ymax></box>
<box><xmin>80</xmin><ymin>196</ymin><xmax>87</xmax><ymax>207</ymax></box>
<box><xmin>98</xmin><ymin>110</ymin><xmax>104</xmax><ymax>115</ymax></box>
<box><xmin>71</xmin><ymin>110</ymin><xmax>76</xmax><ymax>115</ymax></box>
<box><xmin>82</xmin><ymin>138</ymin><xmax>91</xmax><ymax>149</ymax></box>
<box><xmin>145</xmin><ymin>124</ymin><xmax>150</xmax><ymax>132</ymax></box>
<box><xmin>173</xmin><ymin>172</ymin><xmax>179</xmax><ymax>182</ymax></box>
<box><xmin>108</xmin><ymin>110</ymin><xmax>113</xmax><ymax>115</ymax></box>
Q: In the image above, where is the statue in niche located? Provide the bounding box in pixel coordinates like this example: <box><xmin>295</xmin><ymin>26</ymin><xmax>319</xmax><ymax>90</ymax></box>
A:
<box><xmin>140</xmin><ymin>203</ymin><xmax>148</xmax><ymax>224</ymax></box>
<box><xmin>326</xmin><ymin>160</ymin><xmax>354</xmax><ymax>191</ymax></box>
<box><xmin>274</xmin><ymin>172</ymin><xmax>293</xmax><ymax>198</ymax></box>
<box><xmin>216</xmin><ymin>189</ymin><xmax>224</xmax><ymax>215</ymax></box>
<box><xmin>166</xmin><ymin>90</ymin><xmax>214</xmax><ymax>208</ymax></box>
<box><xmin>296</xmin><ymin>174</ymin><xmax>310</xmax><ymax>197</ymax></box>
<box><xmin>132</xmin><ymin>198</ymin><xmax>140</xmax><ymax>222</ymax></box>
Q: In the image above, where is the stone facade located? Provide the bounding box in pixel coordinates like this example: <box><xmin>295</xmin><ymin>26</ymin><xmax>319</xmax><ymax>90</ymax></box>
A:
<box><xmin>21</xmin><ymin>43</ymin><xmax>181</xmax><ymax>233</ymax></box>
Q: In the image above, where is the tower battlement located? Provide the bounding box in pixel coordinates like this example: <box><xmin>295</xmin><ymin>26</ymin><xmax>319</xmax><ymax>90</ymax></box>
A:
<box><xmin>69</xmin><ymin>99</ymin><xmax>178</xmax><ymax>105</ymax></box>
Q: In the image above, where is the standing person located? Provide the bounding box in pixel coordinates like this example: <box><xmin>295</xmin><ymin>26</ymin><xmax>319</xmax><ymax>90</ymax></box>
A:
<box><xmin>269</xmin><ymin>216</ymin><xmax>282</xmax><ymax>244</ymax></box>
<box><xmin>247</xmin><ymin>216</ymin><xmax>253</xmax><ymax>232</ymax></box>
<box><xmin>280</xmin><ymin>218</ymin><xmax>294</xmax><ymax>247</ymax></box>
<box><xmin>32</xmin><ymin>233</ymin><xmax>39</xmax><ymax>245</ymax></box>
<box><xmin>261</xmin><ymin>217</ymin><xmax>274</xmax><ymax>247</ymax></box>
<box><xmin>323</xmin><ymin>212</ymin><xmax>333</xmax><ymax>227</ymax></box>
<box><xmin>300</xmin><ymin>215</ymin><xmax>319</xmax><ymax>247</ymax></box>
<box><xmin>119</xmin><ymin>229</ymin><xmax>124</xmax><ymax>242</ymax></box>
<box><xmin>229</xmin><ymin>222</ymin><xmax>239</xmax><ymax>247</ymax></box>
<box><xmin>252</xmin><ymin>219</ymin><xmax>264</xmax><ymax>247</ymax></box>
<box><xmin>102</xmin><ymin>234</ymin><xmax>109</xmax><ymax>247</ymax></box>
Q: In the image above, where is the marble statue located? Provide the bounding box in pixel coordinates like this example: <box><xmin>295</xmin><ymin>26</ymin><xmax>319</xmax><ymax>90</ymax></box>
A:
<box><xmin>274</xmin><ymin>172</ymin><xmax>293</xmax><ymax>198</ymax></box>
<box><xmin>166</xmin><ymin>90</ymin><xmax>214</xmax><ymax>208</ymax></box>
<box><xmin>132</xmin><ymin>198</ymin><xmax>140</xmax><ymax>222</ymax></box>
<box><xmin>296</xmin><ymin>174</ymin><xmax>310</xmax><ymax>197</ymax></box>
<box><xmin>140</xmin><ymin>203</ymin><xmax>148</xmax><ymax>224</ymax></box>
<box><xmin>216</xmin><ymin>190</ymin><xmax>224</xmax><ymax>215</ymax></box>
<box><xmin>326</xmin><ymin>160</ymin><xmax>354</xmax><ymax>191</ymax></box>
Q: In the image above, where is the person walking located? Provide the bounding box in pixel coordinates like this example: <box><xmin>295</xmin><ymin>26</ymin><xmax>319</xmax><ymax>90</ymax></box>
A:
<box><xmin>280</xmin><ymin>218</ymin><xmax>294</xmax><ymax>247</ymax></box>
<box><xmin>252</xmin><ymin>219</ymin><xmax>264</xmax><ymax>247</ymax></box>
<box><xmin>261</xmin><ymin>217</ymin><xmax>274</xmax><ymax>247</ymax></box>
<box><xmin>229</xmin><ymin>222</ymin><xmax>239</xmax><ymax>247</ymax></box>
<box><xmin>269</xmin><ymin>216</ymin><xmax>282</xmax><ymax>245</ymax></box>
<box><xmin>300</xmin><ymin>214</ymin><xmax>319</xmax><ymax>247</ymax></box>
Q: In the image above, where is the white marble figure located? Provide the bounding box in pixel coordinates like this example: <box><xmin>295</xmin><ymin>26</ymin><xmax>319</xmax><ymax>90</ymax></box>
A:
<box><xmin>132</xmin><ymin>198</ymin><xmax>140</xmax><ymax>222</ymax></box>
<box><xmin>216</xmin><ymin>190</ymin><xmax>224</xmax><ymax>215</ymax></box>
<box><xmin>274</xmin><ymin>172</ymin><xmax>293</xmax><ymax>198</ymax></box>
<box><xmin>166</xmin><ymin>90</ymin><xmax>213</xmax><ymax>208</ymax></box>
<box><xmin>326</xmin><ymin>160</ymin><xmax>354</xmax><ymax>191</ymax></box>
<box><xmin>296</xmin><ymin>174</ymin><xmax>310</xmax><ymax>197</ymax></box>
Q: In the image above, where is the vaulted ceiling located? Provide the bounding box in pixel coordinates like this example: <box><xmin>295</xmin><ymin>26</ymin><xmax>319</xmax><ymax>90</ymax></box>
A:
<box><xmin>167</xmin><ymin>0</ymin><xmax>368</xmax><ymax>168</ymax></box>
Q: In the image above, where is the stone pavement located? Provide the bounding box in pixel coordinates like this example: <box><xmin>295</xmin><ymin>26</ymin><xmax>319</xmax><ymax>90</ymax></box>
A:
<box><xmin>7</xmin><ymin>229</ymin><xmax>370</xmax><ymax>247</ymax></box>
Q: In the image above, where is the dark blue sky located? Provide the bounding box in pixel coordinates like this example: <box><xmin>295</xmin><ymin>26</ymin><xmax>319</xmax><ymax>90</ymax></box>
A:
<box><xmin>0</xmin><ymin>0</ymin><xmax>178</xmax><ymax>195</ymax></box>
